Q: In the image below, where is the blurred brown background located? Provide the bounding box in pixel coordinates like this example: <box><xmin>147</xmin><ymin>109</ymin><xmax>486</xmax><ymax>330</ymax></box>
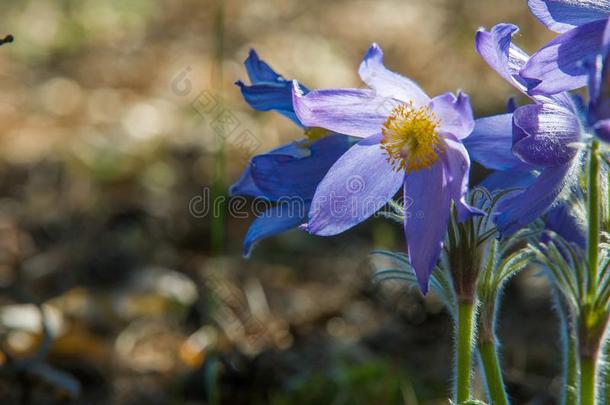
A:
<box><xmin>0</xmin><ymin>0</ymin><xmax>560</xmax><ymax>404</ymax></box>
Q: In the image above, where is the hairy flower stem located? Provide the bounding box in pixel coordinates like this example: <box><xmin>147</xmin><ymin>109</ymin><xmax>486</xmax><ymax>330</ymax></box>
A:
<box><xmin>581</xmin><ymin>354</ymin><xmax>597</xmax><ymax>405</ymax></box>
<box><xmin>587</xmin><ymin>140</ymin><xmax>601</xmax><ymax>301</ymax></box>
<box><xmin>456</xmin><ymin>300</ymin><xmax>476</xmax><ymax>403</ymax></box>
<box><xmin>564</xmin><ymin>325</ymin><xmax>579</xmax><ymax>405</ymax></box>
<box><xmin>478</xmin><ymin>289</ymin><xmax>509</xmax><ymax>405</ymax></box>
<box><xmin>579</xmin><ymin>318</ymin><xmax>609</xmax><ymax>405</ymax></box>
<box><xmin>479</xmin><ymin>340</ymin><xmax>509</xmax><ymax>405</ymax></box>
<box><xmin>581</xmin><ymin>140</ymin><xmax>602</xmax><ymax>405</ymax></box>
<box><xmin>603</xmin><ymin>340</ymin><xmax>610</xmax><ymax>405</ymax></box>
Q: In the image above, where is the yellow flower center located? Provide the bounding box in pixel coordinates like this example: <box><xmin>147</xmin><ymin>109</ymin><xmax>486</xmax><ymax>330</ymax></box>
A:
<box><xmin>381</xmin><ymin>101</ymin><xmax>445</xmax><ymax>173</ymax></box>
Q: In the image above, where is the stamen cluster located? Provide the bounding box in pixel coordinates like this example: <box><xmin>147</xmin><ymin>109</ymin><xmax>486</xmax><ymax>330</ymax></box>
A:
<box><xmin>380</xmin><ymin>102</ymin><xmax>444</xmax><ymax>173</ymax></box>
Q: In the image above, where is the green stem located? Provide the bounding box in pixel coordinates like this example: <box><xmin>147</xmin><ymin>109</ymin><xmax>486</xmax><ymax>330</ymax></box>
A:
<box><xmin>604</xmin><ymin>340</ymin><xmax>610</xmax><ymax>405</ymax></box>
<box><xmin>456</xmin><ymin>300</ymin><xmax>475</xmax><ymax>403</ymax></box>
<box><xmin>581</xmin><ymin>355</ymin><xmax>597</xmax><ymax>405</ymax></box>
<box><xmin>606</xmin><ymin>165</ymin><xmax>610</xmax><ymax>231</ymax></box>
<box><xmin>587</xmin><ymin>140</ymin><xmax>601</xmax><ymax>301</ymax></box>
<box><xmin>479</xmin><ymin>341</ymin><xmax>509</xmax><ymax>405</ymax></box>
<box><xmin>210</xmin><ymin>0</ymin><xmax>225</xmax><ymax>257</ymax></box>
<box><xmin>580</xmin><ymin>140</ymin><xmax>602</xmax><ymax>405</ymax></box>
<box><xmin>564</xmin><ymin>325</ymin><xmax>579</xmax><ymax>405</ymax></box>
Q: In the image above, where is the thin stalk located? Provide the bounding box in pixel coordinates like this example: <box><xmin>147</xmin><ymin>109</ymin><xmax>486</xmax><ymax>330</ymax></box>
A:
<box><xmin>606</xmin><ymin>165</ymin><xmax>610</xmax><ymax>230</ymax></box>
<box><xmin>479</xmin><ymin>341</ymin><xmax>509</xmax><ymax>405</ymax></box>
<box><xmin>600</xmin><ymin>340</ymin><xmax>610</xmax><ymax>404</ymax></box>
<box><xmin>581</xmin><ymin>355</ymin><xmax>597</xmax><ymax>405</ymax></box>
<box><xmin>564</xmin><ymin>325</ymin><xmax>579</xmax><ymax>405</ymax></box>
<box><xmin>456</xmin><ymin>300</ymin><xmax>476</xmax><ymax>403</ymax></box>
<box><xmin>580</xmin><ymin>139</ymin><xmax>601</xmax><ymax>405</ymax></box>
<box><xmin>587</xmin><ymin>140</ymin><xmax>601</xmax><ymax>300</ymax></box>
<box><xmin>210</xmin><ymin>0</ymin><xmax>226</xmax><ymax>256</ymax></box>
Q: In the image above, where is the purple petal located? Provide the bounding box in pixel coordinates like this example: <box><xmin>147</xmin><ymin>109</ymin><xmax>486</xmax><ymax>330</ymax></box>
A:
<box><xmin>244</xmin><ymin>203</ymin><xmax>308</xmax><ymax>257</ymax></box>
<box><xmin>244</xmin><ymin>49</ymin><xmax>285</xmax><ymax>84</ymax></box>
<box><xmin>229</xmin><ymin>166</ymin><xmax>263</xmax><ymax>198</ymax></box>
<box><xmin>589</xmin><ymin>54</ymin><xmax>604</xmax><ymax>103</ymax></box>
<box><xmin>292</xmin><ymin>82</ymin><xmax>397</xmax><ymax>138</ymax></box>
<box><xmin>494</xmin><ymin>162</ymin><xmax>575</xmax><ymax>236</ymax></box>
<box><xmin>358</xmin><ymin>43</ymin><xmax>430</xmax><ymax>106</ymax></box>
<box><xmin>428</xmin><ymin>92</ymin><xmax>474</xmax><ymax>140</ymax></box>
<box><xmin>251</xmin><ymin>135</ymin><xmax>352</xmax><ymax>200</ymax></box>
<box><xmin>475</xmin><ymin>24</ymin><xmax>574</xmax><ymax>106</ymax></box>
<box><xmin>543</xmin><ymin>203</ymin><xmax>586</xmax><ymax>249</ymax></box>
<box><xmin>307</xmin><ymin>134</ymin><xmax>403</xmax><ymax>235</ymax></box>
<box><xmin>588</xmin><ymin>52</ymin><xmax>610</xmax><ymax>114</ymax></box>
<box><xmin>230</xmin><ymin>141</ymin><xmax>310</xmax><ymax>198</ymax></box>
<box><xmin>588</xmin><ymin>23</ymin><xmax>610</xmax><ymax>139</ymax></box>
<box><xmin>528</xmin><ymin>0</ymin><xmax>610</xmax><ymax>34</ymax></box>
<box><xmin>236</xmin><ymin>80</ymin><xmax>302</xmax><ymax>125</ymax></box>
<box><xmin>239</xmin><ymin>50</ymin><xmax>310</xmax><ymax>125</ymax></box>
<box><xmin>403</xmin><ymin>162</ymin><xmax>451</xmax><ymax>294</ymax></box>
<box><xmin>464</xmin><ymin>114</ymin><xmax>534</xmax><ymax>170</ymax></box>
<box><xmin>475</xmin><ymin>24</ymin><xmax>532</xmax><ymax>94</ymax></box>
<box><xmin>522</xmin><ymin>18</ymin><xmax>607</xmax><ymax>95</ymax></box>
<box><xmin>512</xmin><ymin>103</ymin><xmax>581</xmax><ymax>167</ymax></box>
<box><xmin>442</xmin><ymin>138</ymin><xmax>484</xmax><ymax>222</ymax></box>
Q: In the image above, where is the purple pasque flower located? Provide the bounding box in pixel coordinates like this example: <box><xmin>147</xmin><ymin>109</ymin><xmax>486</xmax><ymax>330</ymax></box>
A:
<box><xmin>231</xmin><ymin>50</ymin><xmax>354</xmax><ymax>255</ymax></box>
<box><xmin>587</xmin><ymin>21</ymin><xmax>610</xmax><ymax>142</ymax></box>
<box><xmin>292</xmin><ymin>43</ymin><xmax>483</xmax><ymax>293</ymax></box>
<box><xmin>476</xmin><ymin>23</ymin><xmax>585</xmax><ymax>237</ymax></box>
<box><xmin>522</xmin><ymin>0</ymin><xmax>610</xmax><ymax>95</ymax></box>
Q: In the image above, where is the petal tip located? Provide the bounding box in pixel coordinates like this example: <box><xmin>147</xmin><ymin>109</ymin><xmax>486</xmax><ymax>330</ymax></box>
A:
<box><xmin>456</xmin><ymin>90</ymin><xmax>469</xmax><ymax>103</ymax></box>
<box><xmin>362</xmin><ymin>43</ymin><xmax>384</xmax><ymax>67</ymax></box>
<box><xmin>290</xmin><ymin>81</ymin><xmax>312</xmax><ymax>126</ymax></box>
<box><xmin>495</xmin><ymin>22</ymin><xmax>519</xmax><ymax>34</ymax></box>
<box><xmin>291</xmin><ymin>80</ymin><xmax>304</xmax><ymax>96</ymax></box>
<box><xmin>242</xmin><ymin>240</ymin><xmax>254</xmax><ymax>258</ymax></box>
<box><xmin>368</xmin><ymin>42</ymin><xmax>382</xmax><ymax>54</ymax></box>
<box><xmin>228</xmin><ymin>183</ymin><xmax>239</xmax><ymax>197</ymax></box>
<box><xmin>416</xmin><ymin>275</ymin><xmax>430</xmax><ymax>295</ymax></box>
<box><xmin>247</xmin><ymin>48</ymin><xmax>258</xmax><ymax>59</ymax></box>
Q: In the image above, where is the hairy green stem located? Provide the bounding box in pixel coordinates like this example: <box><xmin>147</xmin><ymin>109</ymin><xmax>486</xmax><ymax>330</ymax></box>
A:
<box><xmin>479</xmin><ymin>341</ymin><xmax>509</xmax><ymax>405</ymax></box>
<box><xmin>587</xmin><ymin>140</ymin><xmax>601</xmax><ymax>300</ymax></box>
<box><xmin>602</xmin><ymin>337</ymin><xmax>610</xmax><ymax>405</ymax></box>
<box><xmin>581</xmin><ymin>355</ymin><xmax>597</xmax><ymax>405</ymax></box>
<box><xmin>580</xmin><ymin>140</ymin><xmax>601</xmax><ymax>405</ymax></box>
<box><xmin>604</xmin><ymin>340</ymin><xmax>610</xmax><ymax>405</ymax></box>
<box><xmin>564</xmin><ymin>325</ymin><xmax>579</xmax><ymax>405</ymax></box>
<box><xmin>456</xmin><ymin>300</ymin><xmax>475</xmax><ymax>403</ymax></box>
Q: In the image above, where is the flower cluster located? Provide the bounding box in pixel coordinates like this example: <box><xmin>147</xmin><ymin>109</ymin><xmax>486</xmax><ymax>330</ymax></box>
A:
<box><xmin>231</xmin><ymin>1</ymin><xmax>610</xmax><ymax>403</ymax></box>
